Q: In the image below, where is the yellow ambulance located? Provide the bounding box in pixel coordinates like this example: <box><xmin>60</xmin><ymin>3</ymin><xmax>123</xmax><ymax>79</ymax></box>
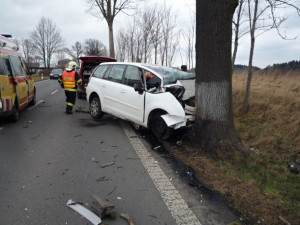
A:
<box><xmin>0</xmin><ymin>35</ymin><xmax>36</xmax><ymax>122</ymax></box>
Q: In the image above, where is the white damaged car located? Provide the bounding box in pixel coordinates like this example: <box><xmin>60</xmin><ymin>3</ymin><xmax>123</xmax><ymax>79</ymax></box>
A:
<box><xmin>86</xmin><ymin>62</ymin><xmax>195</xmax><ymax>139</ymax></box>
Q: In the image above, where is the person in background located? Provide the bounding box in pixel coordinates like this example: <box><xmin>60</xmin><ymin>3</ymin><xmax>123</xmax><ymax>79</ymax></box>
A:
<box><xmin>58</xmin><ymin>61</ymin><xmax>82</xmax><ymax>114</ymax></box>
<box><xmin>181</xmin><ymin>65</ymin><xmax>188</xmax><ymax>72</ymax></box>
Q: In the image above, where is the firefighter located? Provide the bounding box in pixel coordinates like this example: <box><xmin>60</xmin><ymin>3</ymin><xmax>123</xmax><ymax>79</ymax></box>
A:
<box><xmin>58</xmin><ymin>61</ymin><xmax>82</xmax><ymax>114</ymax></box>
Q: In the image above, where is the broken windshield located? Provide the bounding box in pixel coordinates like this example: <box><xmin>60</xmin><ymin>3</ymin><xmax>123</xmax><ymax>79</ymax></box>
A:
<box><xmin>143</xmin><ymin>65</ymin><xmax>195</xmax><ymax>85</ymax></box>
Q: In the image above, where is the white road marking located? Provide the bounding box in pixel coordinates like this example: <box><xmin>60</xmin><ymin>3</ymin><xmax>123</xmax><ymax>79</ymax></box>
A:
<box><xmin>121</xmin><ymin>121</ymin><xmax>202</xmax><ymax>225</ymax></box>
<box><xmin>51</xmin><ymin>90</ymin><xmax>58</xmax><ymax>95</ymax></box>
<box><xmin>27</xmin><ymin>100</ymin><xmax>44</xmax><ymax>111</ymax></box>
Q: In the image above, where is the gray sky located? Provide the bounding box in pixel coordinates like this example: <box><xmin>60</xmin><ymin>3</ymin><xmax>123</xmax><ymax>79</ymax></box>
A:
<box><xmin>1</xmin><ymin>0</ymin><xmax>299</xmax><ymax>68</ymax></box>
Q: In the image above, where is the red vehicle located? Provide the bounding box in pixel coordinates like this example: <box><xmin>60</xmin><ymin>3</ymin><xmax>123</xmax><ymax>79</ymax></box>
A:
<box><xmin>77</xmin><ymin>56</ymin><xmax>116</xmax><ymax>98</ymax></box>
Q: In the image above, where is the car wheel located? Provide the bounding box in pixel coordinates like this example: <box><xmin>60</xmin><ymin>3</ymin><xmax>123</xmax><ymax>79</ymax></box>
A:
<box><xmin>90</xmin><ymin>97</ymin><xmax>104</xmax><ymax>119</ymax></box>
<box><xmin>150</xmin><ymin>112</ymin><xmax>171</xmax><ymax>140</ymax></box>
<box><xmin>10</xmin><ymin>102</ymin><xmax>19</xmax><ymax>122</ymax></box>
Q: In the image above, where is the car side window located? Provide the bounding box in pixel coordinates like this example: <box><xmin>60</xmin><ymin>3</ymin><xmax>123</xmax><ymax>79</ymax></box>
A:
<box><xmin>3</xmin><ymin>57</ymin><xmax>13</xmax><ymax>76</ymax></box>
<box><xmin>93</xmin><ymin>65</ymin><xmax>109</xmax><ymax>78</ymax></box>
<box><xmin>20</xmin><ymin>58</ymin><xmax>30</xmax><ymax>75</ymax></box>
<box><xmin>145</xmin><ymin>70</ymin><xmax>161</xmax><ymax>90</ymax></box>
<box><xmin>106</xmin><ymin>65</ymin><xmax>126</xmax><ymax>83</ymax></box>
<box><xmin>123</xmin><ymin>66</ymin><xmax>143</xmax><ymax>87</ymax></box>
<box><xmin>9</xmin><ymin>56</ymin><xmax>25</xmax><ymax>76</ymax></box>
<box><xmin>0</xmin><ymin>58</ymin><xmax>7</xmax><ymax>75</ymax></box>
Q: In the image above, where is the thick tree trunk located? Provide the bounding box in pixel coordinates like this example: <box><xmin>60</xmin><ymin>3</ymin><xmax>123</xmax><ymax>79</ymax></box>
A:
<box><xmin>195</xmin><ymin>0</ymin><xmax>244</xmax><ymax>151</ymax></box>
<box><xmin>107</xmin><ymin>20</ymin><xmax>115</xmax><ymax>58</ymax></box>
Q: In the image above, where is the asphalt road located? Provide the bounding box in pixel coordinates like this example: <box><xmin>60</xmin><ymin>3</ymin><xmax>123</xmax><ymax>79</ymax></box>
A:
<box><xmin>0</xmin><ymin>79</ymin><xmax>241</xmax><ymax>225</ymax></box>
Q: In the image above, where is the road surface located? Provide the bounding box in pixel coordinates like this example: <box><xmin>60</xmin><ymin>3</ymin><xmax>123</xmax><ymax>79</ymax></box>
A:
<box><xmin>0</xmin><ymin>79</ymin><xmax>241</xmax><ymax>225</ymax></box>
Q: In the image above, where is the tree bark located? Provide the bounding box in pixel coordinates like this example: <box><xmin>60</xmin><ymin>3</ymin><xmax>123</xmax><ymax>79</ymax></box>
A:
<box><xmin>195</xmin><ymin>0</ymin><xmax>244</xmax><ymax>151</ymax></box>
<box><xmin>107</xmin><ymin>20</ymin><xmax>115</xmax><ymax>58</ymax></box>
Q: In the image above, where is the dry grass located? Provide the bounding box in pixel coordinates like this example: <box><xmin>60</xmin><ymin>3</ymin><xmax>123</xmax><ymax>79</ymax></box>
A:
<box><xmin>172</xmin><ymin>69</ymin><xmax>300</xmax><ymax>225</ymax></box>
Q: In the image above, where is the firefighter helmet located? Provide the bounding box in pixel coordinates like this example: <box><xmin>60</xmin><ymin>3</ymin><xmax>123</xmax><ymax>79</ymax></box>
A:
<box><xmin>67</xmin><ymin>61</ymin><xmax>77</xmax><ymax>70</ymax></box>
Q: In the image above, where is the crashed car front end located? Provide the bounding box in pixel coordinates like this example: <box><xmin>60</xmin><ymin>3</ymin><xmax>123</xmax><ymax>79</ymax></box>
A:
<box><xmin>162</xmin><ymin>80</ymin><xmax>196</xmax><ymax>129</ymax></box>
<box><xmin>144</xmin><ymin>80</ymin><xmax>195</xmax><ymax>131</ymax></box>
<box><xmin>142</xmin><ymin>64</ymin><xmax>196</xmax><ymax>131</ymax></box>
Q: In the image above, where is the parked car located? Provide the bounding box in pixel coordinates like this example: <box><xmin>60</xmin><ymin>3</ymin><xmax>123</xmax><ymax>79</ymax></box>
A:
<box><xmin>0</xmin><ymin>34</ymin><xmax>36</xmax><ymax>121</ymax></box>
<box><xmin>86</xmin><ymin>62</ymin><xmax>195</xmax><ymax>139</ymax></box>
<box><xmin>77</xmin><ymin>56</ymin><xmax>116</xmax><ymax>98</ymax></box>
<box><xmin>50</xmin><ymin>68</ymin><xmax>63</xmax><ymax>79</ymax></box>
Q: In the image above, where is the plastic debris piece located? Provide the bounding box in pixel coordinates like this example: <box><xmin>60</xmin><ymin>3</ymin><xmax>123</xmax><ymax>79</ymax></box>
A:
<box><xmin>153</xmin><ymin>145</ymin><xmax>161</xmax><ymax>150</ymax></box>
<box><xmin>100</xmin><ymin>162</ymin><xmax>115</xmax><ymax>168</ymax></box>
<box><xmin>176</xmin><ymin>140</ymin><xmax>183</xmax><ymax>146</ymax></box>
<box><xmin>67</xmin><ymin>199</ymin><xmax>102</xmax><ymax>225</ymax></box>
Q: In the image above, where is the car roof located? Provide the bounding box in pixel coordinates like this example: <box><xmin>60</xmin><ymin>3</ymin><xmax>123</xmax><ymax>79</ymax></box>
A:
<box><xmin>79</xmin><ymin>56</ymin><xmax>116</xmax><ymax>62</ymax></box>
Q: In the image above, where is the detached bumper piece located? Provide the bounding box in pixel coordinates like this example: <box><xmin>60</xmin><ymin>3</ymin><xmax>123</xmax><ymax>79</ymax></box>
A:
<box><xmin>67</xmin><ymin>199</ymin><xmax>102</xmax><ymax>225</ymax></box>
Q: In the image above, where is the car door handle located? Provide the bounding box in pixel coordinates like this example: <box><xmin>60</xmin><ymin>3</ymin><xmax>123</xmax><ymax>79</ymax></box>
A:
<box><xmin>120</xmin><ymin>90</ymin><xmax>126</xmax><ymax>93</ymax></box>
<box><xmin>101</xmin><ymin>84</ymin><xmax>106</xmax><ymax>87</ymax></box>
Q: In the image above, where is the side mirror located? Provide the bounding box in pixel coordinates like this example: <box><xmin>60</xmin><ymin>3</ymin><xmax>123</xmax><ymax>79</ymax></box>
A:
<box><xmin>134</xmin><ymin>83</ymin><xmax>144</xmax><ymax>94</ymax></box>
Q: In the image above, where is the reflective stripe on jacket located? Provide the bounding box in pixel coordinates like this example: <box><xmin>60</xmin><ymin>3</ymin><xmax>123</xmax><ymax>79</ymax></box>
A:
<box><xmin>62</xmin><ymin>71</ymin><xmax>77</xmax><ymax>91</ymax></box>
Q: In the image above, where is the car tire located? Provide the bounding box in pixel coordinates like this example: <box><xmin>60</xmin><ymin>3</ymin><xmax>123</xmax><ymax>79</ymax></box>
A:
<box><xmin>90</xmin><ymin>97</ymin><xmax>104</xmax><ymax>119</ymax></box>
<box><xmin>10</xmin><ymin>102</ymin><xmax>19</xmax><ymax>122</ymax></box>
<box><xmin>150</xmin><ymin>112</ymin><xmax>171</xmax><ymax>140</ymax></box>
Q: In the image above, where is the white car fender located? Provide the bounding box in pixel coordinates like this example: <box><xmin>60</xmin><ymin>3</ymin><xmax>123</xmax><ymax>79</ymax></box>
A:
<box><xmin>145</xmin><ymin>92</ymin><xmax>186</xmax><ymax>129</ymax></box>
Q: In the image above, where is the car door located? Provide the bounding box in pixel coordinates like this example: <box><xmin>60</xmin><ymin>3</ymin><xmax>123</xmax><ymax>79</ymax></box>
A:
<box><xmin>20</xmin><ymin>58</ymin><xmax>35</xmax><ymax>103</ymax></box>
<box><xmin>8</xmin><ymin>56</ymin><xmax>28</xmax><ymax>110</ymax></box>
<box><xmin>117</xmin><ymin>65</ymin><xmax>145</xmax><ymax>123</ymax></box>
<box><xmin>100</xmin><ymin>64</ymin><xmax>127</xmax><ymax>116</ymax></box>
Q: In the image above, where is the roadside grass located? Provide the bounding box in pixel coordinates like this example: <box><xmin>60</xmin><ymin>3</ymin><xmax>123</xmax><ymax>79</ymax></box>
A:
<box><xmin>32</xmin><ymin>73</ymin><xmax>49</xmax><ymax>82</ymax></box>
<box><xmin>172</xmin><ymin>70</ymin><xmax>300</xmax><ymax>225</ymax></box>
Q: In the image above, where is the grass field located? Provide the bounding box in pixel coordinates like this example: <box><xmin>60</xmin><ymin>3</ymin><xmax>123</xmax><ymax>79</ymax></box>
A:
<box><xmin>173</xmin><ymin>69</ymin><xmax>300</xmax><ymax>225</ymax></box>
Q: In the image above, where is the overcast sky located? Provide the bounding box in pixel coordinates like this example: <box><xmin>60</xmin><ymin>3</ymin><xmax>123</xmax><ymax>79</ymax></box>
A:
<box><xmin>1</xmin><ymin>0</ymin><xmax>299</xmax><ymax>68</ymax></box>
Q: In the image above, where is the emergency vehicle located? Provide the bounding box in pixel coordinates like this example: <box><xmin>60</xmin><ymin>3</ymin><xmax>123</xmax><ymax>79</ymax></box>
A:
<box><xmin>0</xmin><ymin>35</ymin><xmax>36</xmax><ymax>121</ymax></box>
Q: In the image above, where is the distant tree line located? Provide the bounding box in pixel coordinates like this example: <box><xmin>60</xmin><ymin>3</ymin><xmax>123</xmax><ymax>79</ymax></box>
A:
<box><xmin>265</xmin><ymin>60</ymin><xmax>300</xmax><ymax>71</ymax></box>
<box><xmin>234</xmin><ymin>60</ymin><xmax>300</xmax><ymax>72</ymax></box>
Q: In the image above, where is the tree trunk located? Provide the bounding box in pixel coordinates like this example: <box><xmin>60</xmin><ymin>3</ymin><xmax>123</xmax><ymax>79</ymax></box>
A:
<box><xmin>231</xmin><ymin>0</ymin><xmax>244</xmax><ymax>70</ymax></box>
<box><xmin>242</xmin><ymin>0</ymin><xmax>258</xmax><ymax>113</ymax></box>
<box><xmin>195</xmin><ymin>0</ymin><xmax>244</xmax><ymax>151</ymax></box>
<box><xmin>107</xmin><ymin>20</ymin><xmax>115</xmax><ymax>58</ymax></box>
<box><xmin>242</xmin><ymin>35</ymin><xmax>255</xmax><ymax>113</ymax></box>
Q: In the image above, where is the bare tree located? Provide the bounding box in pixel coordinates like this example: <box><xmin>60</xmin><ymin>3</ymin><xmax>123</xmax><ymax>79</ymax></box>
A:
<box><xmin>21</xmin><ymin>38</ymin><xmax>35</xmax><ymax>64</ymax></box>
<box><xmin>65</xmin><ymin>41</ymin><xmax>84</xmax><ymax>63</ymax></box>
<box><xmin>139</xmin><ymin>7</ymin><xmax>157</xmax><ymax>63</ymax></box>
<box><xmin>159</xmin><ymin>4</ymin><xmax>178</xmax><ymax>66</ymax></box>
<box><xmin>30</xmin><ymin>17</ymin><xmax>64</xmax><ymax>68</ymax></box>
<box><xmin>116</xmin><ymin>30</ymin><xmax>127</xmax><ymax>61</ymax></box>
<box><xmin>182</xmin><ymin>15</ymin><xmax>195</xmax><ymax>70</ymax></box>
<box><xmin>242</xmin><ymin>0</ymin><xmax>300</xmax><ymax>112</ymax></box>
<box><xmin>87</xmin><ymin>0</ymin><xmax>141</xmax><ymax>58</ymax></box>
<box><xmin>196</xmin><ymin>0</ymin><xmax>245</xmax><ymax>151</ymax></box>
<box><xmin>232</xmin><ymin>0</ymin><xmax>248</xmax><ymax>69</ymax></box>
<box><xmin>55</xmin><ymin>49</ymin><xmax>67</xmax><ymax>63</ymax></box>
<box><xmin>114</xmin><ymin>3</ymin><xmax>179</xmax><ymax>66</ymax></box>
<box><xmin>84</xmin><ymin>38</ymin><xmax>107</xmax><ymax>56</ymax></box>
